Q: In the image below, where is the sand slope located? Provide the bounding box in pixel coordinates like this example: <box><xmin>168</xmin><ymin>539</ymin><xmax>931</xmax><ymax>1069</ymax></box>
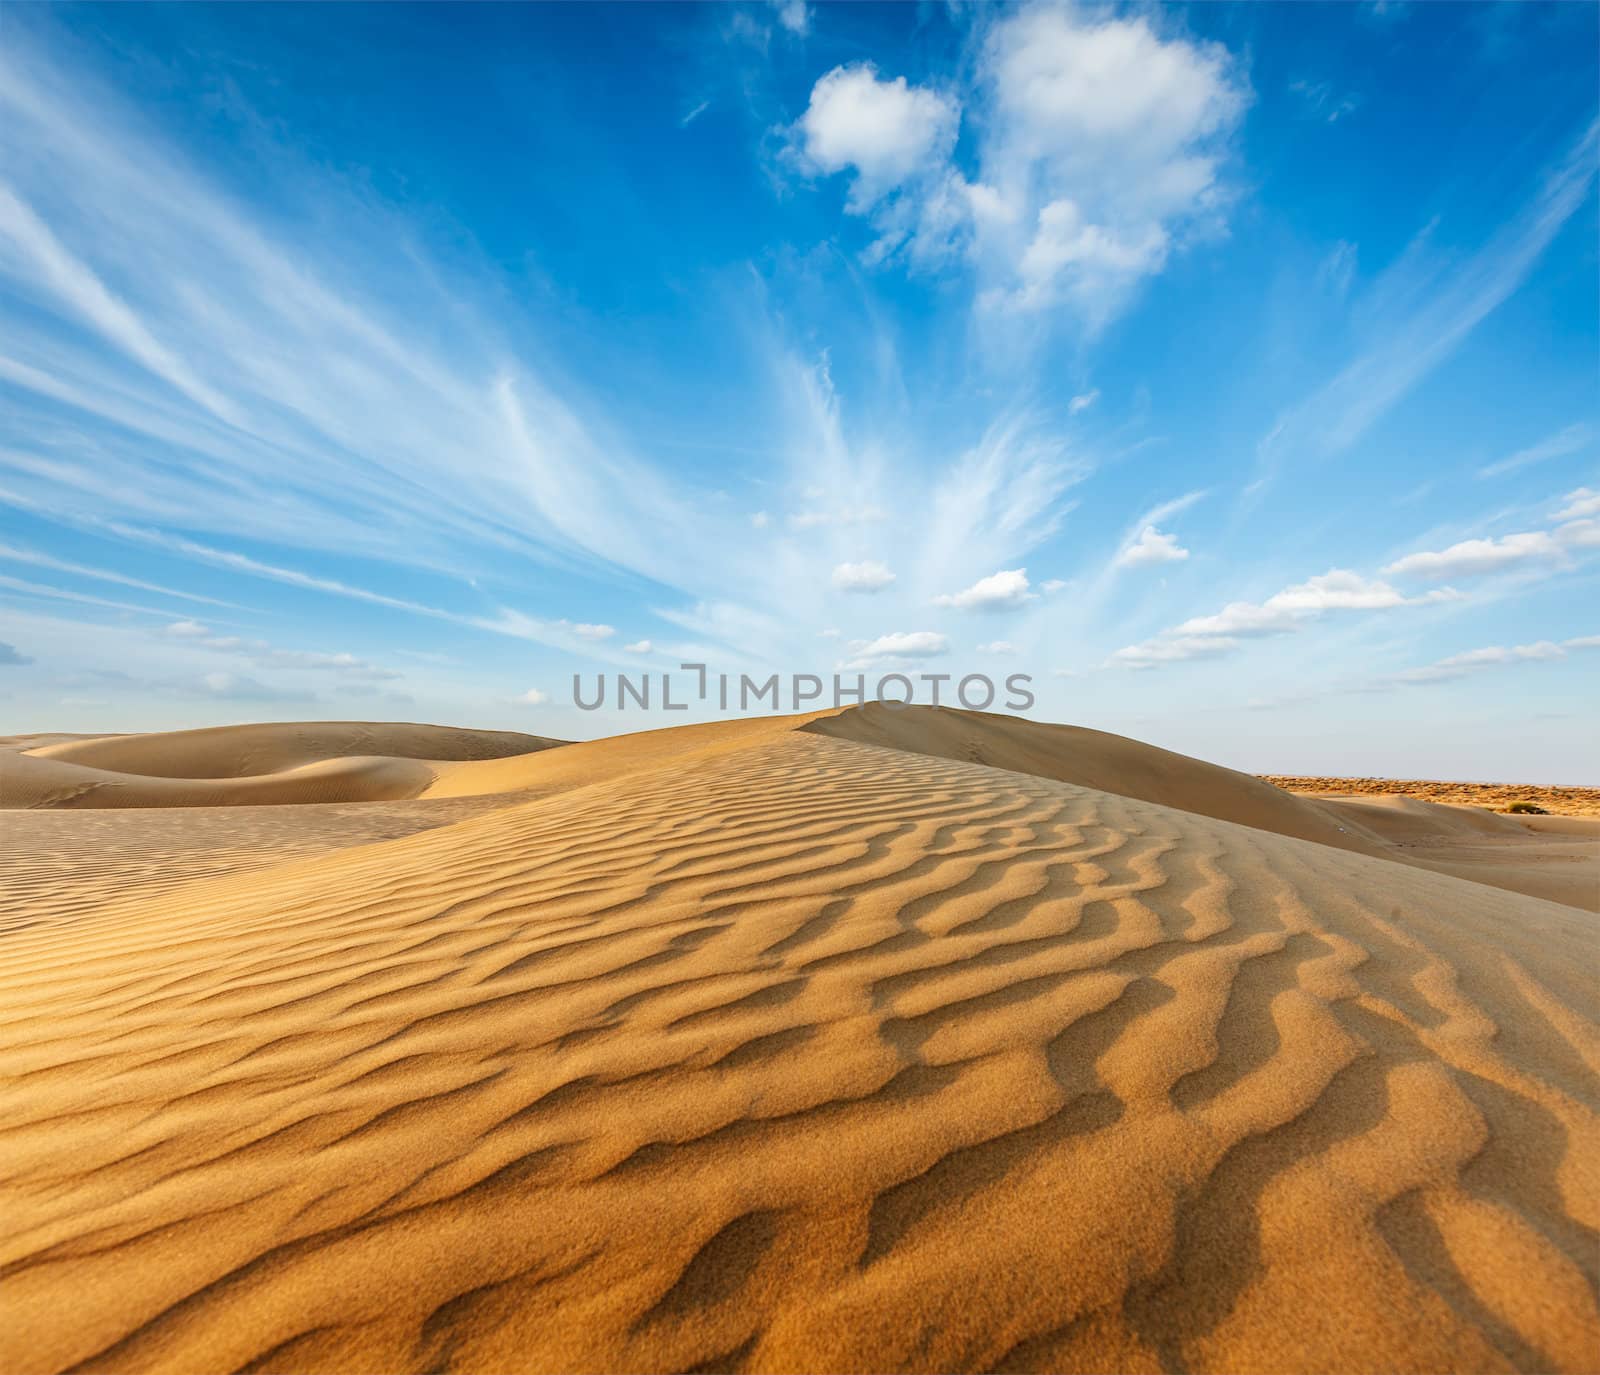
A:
<box><xmin>1316</xmin><ymin>796</ymin><xmax>1600</xmax><ymax>912</ymax></box>
<box><xmin>3</xmin><ymin>721</ymin><xmax>559</xmax><ymax>810</ymax></box>
<box><xmin>0</xmin><ymin>794</ymin><xmax>531</xmax><ymax>936</ymax></box>
<box><xmin>806</xmin><ymin>704</ymin><xmax>1384</xmax><ymax>854</ymax></box>
<box><xmin>2</xmin><ymin>711</ymin><xmax>1596</xmax><ymax>1374</ymax></box>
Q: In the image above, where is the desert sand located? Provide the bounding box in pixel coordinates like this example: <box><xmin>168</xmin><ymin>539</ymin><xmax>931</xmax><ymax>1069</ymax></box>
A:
<box><xmin>1</xmin><ymin>705</ymin><xmax>1596</xmax><ymax>1373</ymax></box>
<box><xmin>1263</xmin><ymin>775</ymin><xmax>1600</xmax><ymax>819</ymax></box>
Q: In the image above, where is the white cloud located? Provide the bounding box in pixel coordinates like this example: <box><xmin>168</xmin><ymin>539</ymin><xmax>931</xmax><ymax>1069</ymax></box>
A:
<box><xmin>569</xmin><ymin>622</ymin><xmax>615</xmax><ymax>640</ymax></box>
<box><xmin>1111</xmin><ymin>634</ymin><xmax>1237</xmax><ymax>668</ymax></box>
<box><xmin>1041</xmin><ymin>578</ymin><xmax>1067</xmax><ymax>594</ymax></box>
<box><xmin>1560</xmin><ymin>519</ymin><xmax>1600</xmax><ymax>549</ymax></box>
<box><xmin>1254</xmin><ymin>121</ymin><xmax>1598</xmax><ymax>481</ymax></box>
<box><xmin>977</xmin><ymin>640</ymin><xmax>1017</xmax><ymax>654</ymax></box>
<box><xmin>850</xmin><ymin>630</ymin><xmax>949</xmax><ymax>661</ymax></box>
<box><xmin>1289</xmin><ymin>78</ymin><xmax>1358</xmax><ymax>123</ymax></box>
<box><xmin>1381</xmin><ymin>489</ymin><xmax>1600</xmax><ymax>583</ymax></box>
<box><xmin>1398</xmin><ymin>634</ymin><xmax>1598</xmax><ymax>684</ymax></box>
<box><xmin>1179</xmin><ymin>570</ymin><xmax>1451</xmax><ymax>637</ymax></box>
<box><xmin>793</xmin><ymin>64</ymin><xmax>960</xmax><ymax>211</ymax></box>
<box><xmin>933</xmin><ymin>567</ymin><xmax>1035</xmax><ymax>610</ymax></box>
<box><xmin>1555</xmin><ymin>486</ymin><xmax>1600</xmax><ymax>521</ymax></box>
<box><xmin>790</xmin><ymin>9</ymin><xmax>1247</xmax><ymax>322</ymax></box>
<box><xmin>1117</xmin><ymin>568</ymin><xmax>1456</xmax><ymax>669</ymax></box>
<box><xmin>975</xmin><ymin>8</ymin><xmax>1249</xmax><ymax>317</ymax></box>
<box><xmin>1068</xmin><ymin>389</ymin><xmax>1100</xmax><ymax>414</ymax></box>
<box><xmin>1384</xmin><ymin>530</ymin><xmax>1564</xmax><ymax>579</ymax></box>
<box><xmin>1115</xmin><ymin>524</ymin><xmax>1189</xmax><ymax>568</ymax></box>
<box><xmin>751</xmin><ymin>510</ymin><xmax>771</xmax><ymax>529</ymax></box>
<box><xmin>196</xmin><ymin>671</ymin><xmax>306</xmax><ymax>702</ymax></box>
<box><xmin>772</xmin><ymin>0</ymin><xmax>809</xmax><ymax>37</ymax></box>
<box><xmin>622</xmin><ymin>639</ymin><xmax>652</xmax><ymax>654</ymax></box>
<box><xmin>155</xmin><ymin>619</ymin><xmax>402</xmax><ymax>681</ymax></box>
<box><xmin>0</xmin><ymin>541</ymin><xmax>234</xmax><ymax>609</ymax></box>
<box><xmin>1478</xmin><ymin>423</ymin><xmax>1591</xmax><ymax>479</ymax></box>
<box><xmin>790</xmin><ymin>504</ymin><xmax>887</xmax><ymax>529</ymax></box>
<box><xmin>832</xmin><ymin>559</ymin><xmax>896</xmax><ymax>592</ymax></box>
<box><xmin>514</xmin><ymin>688</ymin><xmax>549</xmax><ymax>705</ymax></box>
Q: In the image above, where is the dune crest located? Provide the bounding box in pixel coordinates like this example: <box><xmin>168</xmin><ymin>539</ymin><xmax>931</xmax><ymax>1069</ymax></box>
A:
<box><xmin>3</xmin><ymin>721</ymin><xmax>559</xmax><ymax>810</ymax></box>
<box><xmin>2</xmin><ymin>711</ymin><xmax>1596</xmax><ymax>1373</ymax></box>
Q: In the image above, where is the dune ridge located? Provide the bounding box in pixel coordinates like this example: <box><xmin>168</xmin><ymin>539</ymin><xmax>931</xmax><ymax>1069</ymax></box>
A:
<box><xmin>2</xmin><ymin>709</ymin><xmax>1596</xmax><ymax>1373</ymax></box>
<box><xmin>2</xmin><ymin>721</ymin><xmax>559</xmax><ymax>810</ymax></box>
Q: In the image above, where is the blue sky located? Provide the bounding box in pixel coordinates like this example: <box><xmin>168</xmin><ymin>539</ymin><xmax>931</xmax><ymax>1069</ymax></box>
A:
<box><xmin>1</xmin><ymin>1</ymin><xmax>1596</xmax><ymax>779</ymax></box>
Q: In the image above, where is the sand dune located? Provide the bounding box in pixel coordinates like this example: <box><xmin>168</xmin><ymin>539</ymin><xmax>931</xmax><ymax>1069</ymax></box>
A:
<box><xmin>1316</xmin><ymin>795</ymin><xmax>1600</xmax><ymax>911</ymax></box>
<box><xmin>2</xmin><ymin>707</ymin><xmax>1596</xmax><ymax>1374</ymax></box>
<box><xmin>26</xmin><ymin>720</ymin><xmax>557</xmax><ymax>776</ymax></box>
<box><xmin>0</xmin><ymin>794</ymin><xmax>530</xmax><ymax>936</ymax></box>
<box><xmin>1265</xmin><ymin>775</ymin><xmax>1600</xmax><ymax>818</ymax></box>
<box><xmin>3</xmin><ymin>721</ymin><xmax>559</xmax><ymax>810</ymax></box>
<box><xmin>805</xmin><ymin>704</ymin><xmax>1384</xmax><ymax>853</ymax></box>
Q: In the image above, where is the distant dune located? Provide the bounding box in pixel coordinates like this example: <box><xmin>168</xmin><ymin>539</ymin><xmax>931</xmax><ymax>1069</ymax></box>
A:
<box><xmin>1</xmin><ymin>706</ymin><xmax>1596</xmax><ymax>1373</ymax></box>
<box><xmin>1265</xmin><ymin>773</ymin><xmax>1600</xmax><ymax>817</ymax></box>
<box><xmin>1</xmin><ymin>721</ymin><xmax>559</xmax><ymax>809</ymax></box>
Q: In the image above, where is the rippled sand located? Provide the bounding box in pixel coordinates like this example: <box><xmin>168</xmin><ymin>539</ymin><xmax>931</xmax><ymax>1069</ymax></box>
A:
<box><xmin>1</xmin><ymin>707</ymin><xmax>1596</xmax><ymax>1373</ymax></box>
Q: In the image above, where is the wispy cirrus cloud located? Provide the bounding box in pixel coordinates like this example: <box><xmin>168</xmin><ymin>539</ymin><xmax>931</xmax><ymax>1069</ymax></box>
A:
<box><xmin>1253</xmin><ymin>118</ymin><xmax>1598</xmax><ymax>483</ymax></box>
<box><xmin>0</xmin><ymin>34</ymin><xmax>1086</xmax><ymax>680</ymax></box>
<box><xmin>1477</xmin><ymin>422</ymin><xmax>1591</xmax><ymax>479</ymax></box>
<box><xmin>1395</xmin><ymin>633</ymin><xmax>1600</xmax><ymax>684</ymax></box>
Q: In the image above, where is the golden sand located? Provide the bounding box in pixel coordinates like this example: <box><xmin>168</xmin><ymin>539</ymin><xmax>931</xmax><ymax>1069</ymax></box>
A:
<box><xmin>1</xmin><ymin>706</ymin><xmax>1596</xmax><ymax>1373</ymax></box>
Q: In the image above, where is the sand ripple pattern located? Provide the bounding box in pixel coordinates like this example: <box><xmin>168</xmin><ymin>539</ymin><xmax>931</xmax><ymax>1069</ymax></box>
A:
<box><xmin>1</xmin><ymin>733</ymin><xmax>1596</xmax><ymax>1373</ymax></box>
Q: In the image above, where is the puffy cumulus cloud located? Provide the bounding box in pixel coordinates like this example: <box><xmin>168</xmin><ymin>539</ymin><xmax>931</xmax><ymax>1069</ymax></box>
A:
<box><xmin>792</xmin><ymin>64</ymin><xmax>960</xmax><ymax>213</ymax></box>
<box><xmin>848</xmin><ymin>630</ymin><xmax>949</xmax><ymax>661</ymax></box>
<box><xmin>975</xmin><ymin>7</ymin><xmax>1248</xmax><ymax>317</ymax></box>
<box><xmin>984</xmin><ymin>9</ymin><xmax>1244</xmax><ymax>169</ymax></box>
<box><xmin>831</xmin><ymin>559</ymin><xmax>896</xmax><ymax>592</ymax></box>
<box><xmin>0</xmin><ymin>640</ymin><xmax>33</xmax><ymax>666</ymax></box>
<box><xmin>772</xmin><ymin>0</ymin><xmax>809</xmax><ymax>37</ymax></box>
<box><xmin>514</xmin><ymin>688</ymin><xmax>549</xmax><ymax>705</ymax></box>
<box><xmin>933</xmin><ymin>567</ymin><xmax>1035</xmax><ymax>610</ymax></box>
<box><xmin>1114</xmin><ymin>524</ymin><xmax>1189</xmax><ymax>569</ymax></box>
<box><xmin>790</xmin><ymin>9</ymin><xmax>1248</xmax><ymax>322</ymax></box>
<box><xmin>622</xmin><ymin>639</ymin><xmax>652</xmax><ymax>654</ymax></box>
